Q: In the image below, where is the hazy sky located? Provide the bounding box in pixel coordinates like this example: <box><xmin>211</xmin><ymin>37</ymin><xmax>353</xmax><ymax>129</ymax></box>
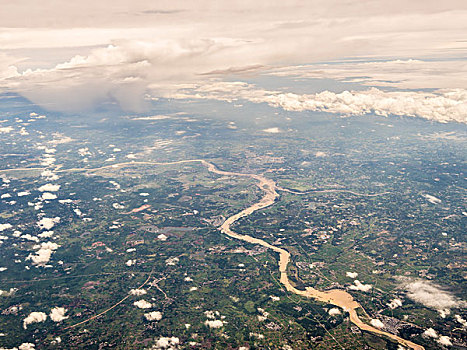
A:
<box><xmin>0</xmin><ymin>1</ymin><xmax>466</xmax><ymax>122</ymax></box>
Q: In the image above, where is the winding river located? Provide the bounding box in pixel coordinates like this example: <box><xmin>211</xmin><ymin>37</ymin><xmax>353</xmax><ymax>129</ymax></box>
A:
<box><xmin>201</xmin><ymin>160</ymin><xmax>424</xmax><ymax>350</ymax></box>
<box><xmin>3</xmin><ymin>160</ymin><xmax>424</xmax><ymax>349</ymax></box>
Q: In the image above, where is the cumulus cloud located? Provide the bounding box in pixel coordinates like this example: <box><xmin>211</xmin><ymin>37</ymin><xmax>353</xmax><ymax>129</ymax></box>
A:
<box><xmin>370</xmin><ymin>319</ymin><xmax>385</xmax><ymax>329</ymax></box>
<box><xmin>21</xmin><ymin>234</ymin><xmax>39</xmax><ymax>242</ymax></box>
<box><xmin>437</xmin><ymin>336</ymin><xmax>452</xmax><ymax>346</ymax></box>
<box><xmin>38</xmin><ymin>184</ymin><xmax>60</xmax><ymax>192</ymax></box>
<box><xmin>387</xmin><ymin>298</ymin><xmax>403</xmax><ymax>309</ymax></box>
<box><xmin>0</xmin><ymin>126</ymin><xmax>14</xmax><ymax>133</ymax></box>
<box><xmin>129</xmin><ymin>288</ymin><xmax>147</xmax><ymax>296</ymax></box>
<box><xmin>23</xmin><ymin>311</ymin><xmax>47</xmax><ymax>329</ymax></box>
<box><xmin>144</xmin><ymin>311</ymin><xmax>162</xmax><ymax>321</ymax></box>
<box><xmin>0</xmin><ymin>288</ymin><xmax>17</xmax><ymax>297</ymax></box>
<box><xmin>58</xmin><ymin>199</ymin><xmax>73</xmax><ymax>204</ymax></box>
<box><xmin>204</xmin><ymin>319</ymin><xmax>224</xmax><ymax>328</ymax></box>
<box><xmin>455</xmin><ymin>314</ymin><xmax>467</xmax><ymax>328</ymax></box>
<box><xmin>262</xmin><ymin>127</ymin><xmax>281</xmax><ymax>133</ymax></box>
<box><xmin>149</xmin><ymin>336</ymin><xmax>180</xmax><ymax>349</ymax></box>
<box><xmin>0</xmin><ymin>223</ymin><xmax>12</xmax><ymax>231</ymax></box>
<box><xmin>423</xmin><ymin>328</ymin><xmax>438</xmax><ymax>338</ymax></box>
<box><xmin>398</xmin><ymin>278</ymin><xmax>466</xmax><ymax>316</ymax></box>
<box><xmin>346</xmin><ymin>271</ymin><xmax>358</xmax><ymax>278</ymax></box>
<box><xmin>49</xmin><ymin>307</ymin><xmax>68</xmax><ymax>322</ymax></box>
<box><xmin>328</xmin><ymin>308</ymin><xmax>341</xmax><ymax>316</ymax></box>
<box><xmin>41</xmin><ymin>192</ymin><xmax>57</xmax><ymax>200</ymax></box>
<box><xmin>27</xmin><ymin>241</ymin><xmax>60</xmax><ymax>265</ymax></box>
<box><xmin>37</xmin><ymin>217</ymin><xmax>60</xmax><ymax>230</ymax></box>
<box><xmin>157</xmin><ymin>234</ymin><xmax>168</xmax><ymax>241</ymax></box>
<box><xmin>41</xmin><ymin>170</ymin><xmax>59</xmax><ymax>181</ymax></box>
<box><xmin>19</xmin><ymin>343</ymin><xmax>36</xmax><ymax>350</ymax></box>
<box><xmin>165</xmin><ymin>257</ymin><xmax>179</xmax><ymax>266</ymax></box>
<box><xmin>134</xmin><ymin>300</ymin><xmax>152</xmax><ymax>309</ymax></box>
<box><xmin>173</xmin><ymin>82</ymin><xmax>467</xmax><ymax>124</ymax></box>
<box><xmin>349</xmin><ymin>280</ymin><xmax>372</xmax><ymax>292</ymax></box>
<box><xmin>315</xmin><ymin>151</ymin><xmax>327</xmax><ymax>157</ymax></box>
<box><xmin>37</xmin><ymin>230</ymin><xmax>54</xmax><ymax>238</ymax></box>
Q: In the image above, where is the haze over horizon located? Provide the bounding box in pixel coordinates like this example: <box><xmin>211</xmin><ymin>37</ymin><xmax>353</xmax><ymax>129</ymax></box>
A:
<box><xmin>0</xmin><ymin>0</ymin><xmax>466</xmax><ymax>123</ymax></box>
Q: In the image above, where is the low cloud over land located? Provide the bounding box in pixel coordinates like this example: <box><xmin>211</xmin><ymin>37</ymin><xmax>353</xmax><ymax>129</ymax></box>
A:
<box><xmin>398</xmin><ymin>277</ymin><xmax>466</xmax><ymax>316</ymax></box>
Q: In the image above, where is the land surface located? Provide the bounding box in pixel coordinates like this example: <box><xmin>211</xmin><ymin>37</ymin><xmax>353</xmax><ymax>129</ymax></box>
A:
<box><xmin>0</xmin><ymin>95</ymin><xmax>466</xmax><ymax>349</ymax></box>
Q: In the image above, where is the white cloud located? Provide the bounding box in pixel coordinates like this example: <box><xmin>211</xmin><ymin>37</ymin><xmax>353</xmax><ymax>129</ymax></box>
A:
<box><xmin>157</xmin><ymin>234</ymin><xmax>168</xmax><ymax>241</ymax></box>
<box><xmin>399</xmin><ymin>278</ymin><xmax>466</xmax><ymax>314</ymax></box>
<box><xmin>59</xmin><ymin>199</ymin><xmax>73</xmax><ymax>204</ymax></box>
<box><xmin>349</xmin><ymin>280</ymin><xmax>372</xmax><ymax>292</ymax></box>
<box><xmin>437</xmin><ymin>336</ymin><xmax>452</xmax><ymax>346</ymax></box>
<box><xmin>19</xmin><ymin>343</ymin><xmax>36</xmax><ymax>350</ymax></box>
<box><xmin>21</xmin><ymin>234</ymin><xmax>39</xmax><ymax>242</ymax></box>
<box><xmin>0</xmin><ymin>223</ymin><xmax>12</xmax><ymax>231</ymax></box>
<box><xmin>38</xmin><ymin>230</ymin><xmax>54</xmax><ymax>238</ymax></box>
<box><xmin>204</xmin><ymin>310</ymin><xmax>218</xmax><ymax>319</ymax></box>
<box><xmin>38</xmin><ymin>184</ymin><xmax>60</xmax><ymax>192</ymax></box>
<box><xmin>423</xmin><ymin>194</ymin><xmax>442</xmax><ymax>204</ymax></box>
<box><xmin>23</xmin><ymin>311</ymin><xmax>47</xmax><ymax>329</ymax></box>
<box><xmin>328</xmin><ymin>308</ymin><xmax>341</xmax><ymax>316</ymax></box>
<box><xmin>1</xmin><ymin>2</ymin><xmax>466</xmax><ymax>114</ymax></box>
<box><xmin>149</xmin><ymin>336</ymin><xmax>180</xmax><ymax>349</ymax></box>
<box><xmin>180</xmin><ymin>82</ymin><xmax>467</xmax><ymax>124</ymax></box>
<box><xmin>49</xmin><ymin>307</ymin><xmax>68</xmax><ymax>322</ymax></box>
<box><xmin>262</xmin><ymin>127</ymin><xmax>281</xmax><ymax>133</ymax></box>
<box><xmin>165</xmin><ymin>257</ymin><xmax>179</xmax><ymax>266</ymax></box>
<box><xmin>17</xmin><ymin>191</ymin><xmax>31</xmax><ymax>197</ymax></box>
<box><xmin>455</xmin><ymin>314</ymin><xmax>467</xmax><ymax>327</ymax></box>
<box><xmin>40</xmin><ymin>156</ymin><xmax>56</xmax><ymax>167</ymax></box>
<box><xmin>387</xmin><ymin>298</ymin><xmax>403</xmax><ymax>309</ymax></box>
<box><xmin>134</xmin><ymin>300</ymin><xmax>152</xmax><ymax>309</ymax></box>
<box><xmin>0</xmin><ymin>288</ymin><xmax>17</xmax><ymax>297</ymax></box>
<box><xmin>41</xmin><ymin>192</ymin><xmax>57</xmax><ymax>200</ymax></box>
<box><xmin>370</xmin><ymin>319</ymin><xmax>385</xmax><ymax>329</ymax></box>
<box><xmin>0</xmin><ymin>126</ymin><xmax>14</xmax><ymax>134</ymax></box>
<box><xmin>346</xmin><ymin>271</ymin><xmax>358</xmax><ymax>278</ymax></box>
<box><xmin>268</xmin><ymin>59</ymin><xmax>467</xmax><ymax>90</ymax></box>
<box><xmin>423</xmin><ymin>328</ymin><xmax>438</xmax><ymax>338</ymax></box>
<box><xmin>37</xmin><ymin>217</ymin><xmax>60</xmax><ymax>230</ymax></box>
<box><xmin>204</xmin><ymin>319</ymin><xmax>224</xmax><ymax>328</ymax></box>
<box><xmin>315</xmin><ymin>151</ymin><xmax>327</xmax><ymax>158</ymax></box>
<box><xmin>144</xmin><ymin>311</ymin><xmax>162</xmax><ymax>321</ymax></box>
<box><xmin>27</xmin><ymin>241</ymin><xmax>60</xmax><ymax>265</ymax></box>
<box><xmin>129</xmin><ymin>289</ymin><xmax>147</xmax><ymax>296</ymax></box>
<box><xmin>41</xmin><ymin>170</ymin><xmax>59</xmax><ymax>180</ymax></box>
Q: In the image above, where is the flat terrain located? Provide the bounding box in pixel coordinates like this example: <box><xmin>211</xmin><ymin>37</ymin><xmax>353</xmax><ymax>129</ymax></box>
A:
<box><xmin>0</xmin><ymin>96</ymin><xmax>466</xmax><ymax>349</ymax></box>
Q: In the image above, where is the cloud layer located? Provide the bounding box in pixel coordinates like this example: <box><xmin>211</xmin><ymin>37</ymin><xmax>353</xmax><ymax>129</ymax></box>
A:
<box><xmin>172</xmin><ymin>82</ymin><xmax>467</xmax><ymax>123</ymax></box>
<box><xmin>0</xmin><ymin>1</ymin><xmax>466</xmax><ymax>116</ymax></box>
